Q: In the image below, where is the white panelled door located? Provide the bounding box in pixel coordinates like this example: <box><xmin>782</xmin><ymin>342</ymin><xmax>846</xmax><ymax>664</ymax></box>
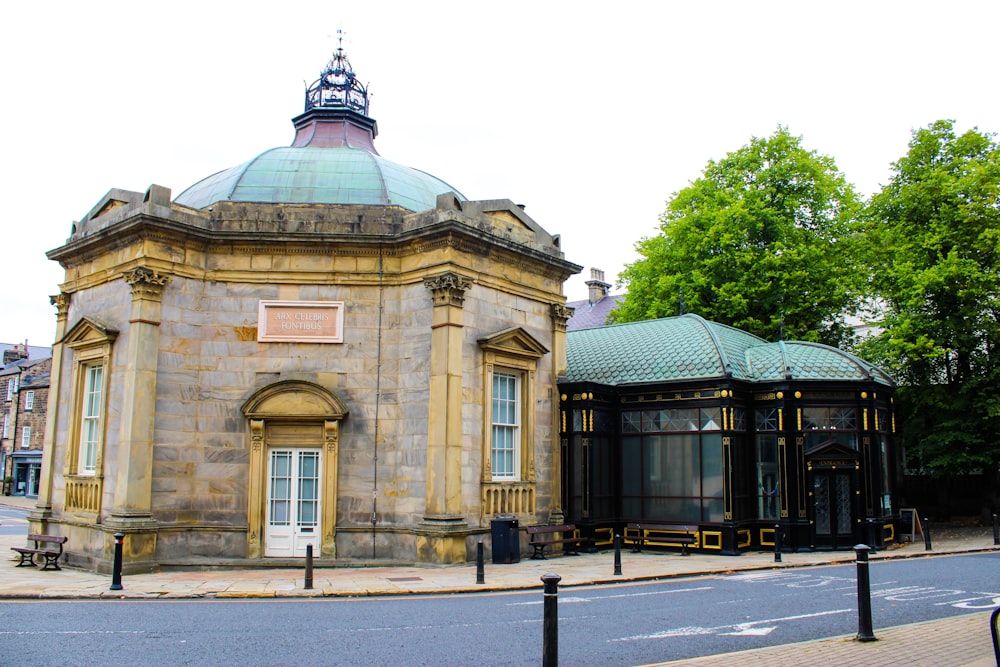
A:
<box><xmin>265</xmin><ymin>448</ymin><xmax>321</xmax><ymax>557</ymax></box>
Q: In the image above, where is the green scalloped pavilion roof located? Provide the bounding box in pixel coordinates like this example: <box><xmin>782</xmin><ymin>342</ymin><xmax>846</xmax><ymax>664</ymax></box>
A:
<box><xmin>565</xmin><ymin>314</ymin><xmax>893</xmax><ymax>387</ymax></box>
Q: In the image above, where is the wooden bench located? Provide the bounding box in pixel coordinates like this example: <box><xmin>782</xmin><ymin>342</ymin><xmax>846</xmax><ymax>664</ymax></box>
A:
<box><xmin>11</xmin><ymin>534</ymin><xmax>69</xmax><ymax>570</ymax></box>
<box><xmin>526</xmin><ymin>524</ymin><xmax>587</xmax><ymax>560</ymax></box>
<box><xmin>625</xmin><ymin>523</ymin><xmax>699</xmax><ymax>556</ymax></box>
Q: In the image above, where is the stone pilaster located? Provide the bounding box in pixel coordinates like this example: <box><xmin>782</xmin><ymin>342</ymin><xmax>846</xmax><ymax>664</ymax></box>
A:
<box><xmin>548</xmin><ymin>303</ymin><xmax>573</xmax><ymax>525</ymax></box>
<box><xmin>105</xmin><ymin>268</ymin><xmax>170</xmax><ymax>555</ymax></box>
<box><xmin>28</xmin><ymin>293</ymin><xmax>71</xmax><ymax>527</ymax></box>
<box><xmin>418</xmin><ymin>272</ymin><xmax>472</xmax><ymax>564</ymax></box>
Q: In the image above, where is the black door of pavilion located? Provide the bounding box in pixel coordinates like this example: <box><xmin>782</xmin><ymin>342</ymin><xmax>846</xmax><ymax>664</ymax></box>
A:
<box><xmin>811</xmin><ymin>469</ymin><xmax>856</xmax><ymax>549</ymax></box>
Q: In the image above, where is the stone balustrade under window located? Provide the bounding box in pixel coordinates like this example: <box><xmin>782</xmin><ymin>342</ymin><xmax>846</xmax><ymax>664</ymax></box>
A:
<box><xmin>482</xmin><ymin>481</ymin><xmax>535</xmax><ymax>517</ymax></box>
<box><xmin>65</xmin><ymin>476</ymin><xmax>102</xmax><ymax>514</ymax></box>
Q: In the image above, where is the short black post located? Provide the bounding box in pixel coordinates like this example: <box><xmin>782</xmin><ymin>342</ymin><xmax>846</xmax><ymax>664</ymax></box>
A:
<box><xmin>854</xmin><ymin>544</ymin><xmax>877</xmax><ymax>642</ymax></box>
<box><xmin>773</xmin><ymin>523</ymin><xmax>782</xmax><ymax>563</ymax></box>
<box><xmin>304</xmin><ymin>544</ymin><xmax>313</xmax><ymax>590</ymax></box>
<box><xmin>476</xmin><ymin>541</ymin><xmax>485</xmax><ymax>585</ymax></box>
<box><xmin>110</xmin><ymin>532</ymin><xmax>125</xmax><ymax>591</ymax></box>
<box><xmin>866</xmin><ymin>518</ymin><xmax>878</xmax><ymax>553</ymax></box>
<box><xmin>992</xmin><ymin>514</ymin><xmax>999</xmax><ymax>546</ymax></box>
<box><xmin>541</xmin><ymin>572</ymin><xmax>562</xmax><ymax>667</ymax></box>
<box><xmin>613</xmin><ymin>534</ymin><xmax>622</xmax><ymax>576</ymax></box>
<box><xmin>923</xmin><ymin>517</ymin><xmax>933</xmax><ymax>551</ymax></box>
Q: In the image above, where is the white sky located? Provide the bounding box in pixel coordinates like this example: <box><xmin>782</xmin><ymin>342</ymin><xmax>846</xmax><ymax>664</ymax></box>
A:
<box><xmin>2</xmin><ymin>1</ymin><xmax>998</xmax><ymax>348</ymax></box>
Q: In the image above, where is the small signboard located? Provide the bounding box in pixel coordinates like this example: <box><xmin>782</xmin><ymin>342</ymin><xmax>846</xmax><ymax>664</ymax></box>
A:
<box><xmin>258</xmin><ymin>300</ymin><xmax>345</xmax><ymax>343</ymax></box>
<box><xmin>899</xmin><ymin>508</ymin><xmax>922</xmax><ymax>542</ymax></box>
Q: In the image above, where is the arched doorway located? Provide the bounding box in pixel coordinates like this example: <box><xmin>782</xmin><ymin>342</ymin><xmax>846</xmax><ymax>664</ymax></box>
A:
<box><xmin>241</xmin><ymin>381</ymin><xmax>349</xmax><ymax>559</ymax></box>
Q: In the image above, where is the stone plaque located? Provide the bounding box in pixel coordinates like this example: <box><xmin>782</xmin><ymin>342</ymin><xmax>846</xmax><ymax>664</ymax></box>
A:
<box><xmin>258</xmin><ymin>300</ymin><xmax>345</xmax><ymax>343</ymax></box>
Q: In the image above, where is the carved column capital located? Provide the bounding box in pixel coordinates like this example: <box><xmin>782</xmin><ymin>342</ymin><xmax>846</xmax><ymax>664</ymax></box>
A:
<box><xmin>50</xmin><ymin>293</ymin><xmax>71</xmax><ymax>320</ymax></box>
<box><xmin>423</xmin><ymin>272</ymin><xmax>473</xmax><ymax>307</ymax></box>
<box><xmin>123</xmin><ymin>267</ymin><xmax>171</xmax><ymax>301</ymax></box>
<box><xmin>551</xmin><ymin>303</ymin><xmax>574</xmax><ymax>328</ymax></box>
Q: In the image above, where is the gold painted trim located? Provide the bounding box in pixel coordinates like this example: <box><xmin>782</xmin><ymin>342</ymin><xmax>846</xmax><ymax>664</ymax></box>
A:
<box><xmin>701</xmin><ymin>530</ymin><xmax>723</xmax><ymax>550</ymax></box>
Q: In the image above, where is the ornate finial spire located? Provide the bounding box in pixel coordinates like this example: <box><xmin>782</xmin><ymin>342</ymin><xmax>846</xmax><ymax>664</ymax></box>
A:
<box><xmin>304</xmin><ymin>30</ymin><xmax>370</xmax><ymax>115</ymax></box>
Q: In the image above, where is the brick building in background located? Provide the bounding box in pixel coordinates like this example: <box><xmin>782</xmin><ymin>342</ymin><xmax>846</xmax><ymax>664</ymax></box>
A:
<box><xmin>1</xmin><ymin>343</ymin><xmax>52</xmax><ymax>497</ymax></box>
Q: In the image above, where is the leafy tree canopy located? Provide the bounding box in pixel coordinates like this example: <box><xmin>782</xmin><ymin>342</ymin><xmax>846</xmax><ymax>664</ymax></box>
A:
<box><xmin>858</xmin><ymin>120</ymin><xmax>1000</xmax><ymax>476</ymax></box>
<box><xmin>611</xmin><ymin>127</ymin><xmax>864</xmax><ymax>346</ymax></box>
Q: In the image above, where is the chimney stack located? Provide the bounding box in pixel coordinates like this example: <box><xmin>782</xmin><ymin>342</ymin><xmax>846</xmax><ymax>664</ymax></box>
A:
<box><xmin>586</xmin><ymin>268</ymin><xmax>611</xmax><ymax>306</ymax></box>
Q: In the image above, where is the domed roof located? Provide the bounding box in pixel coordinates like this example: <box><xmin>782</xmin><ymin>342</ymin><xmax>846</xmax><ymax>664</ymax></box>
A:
<box><xmin>173</xmin><ymin>145</ymin><xmax>463</xmax><ymax>212</ymax></box>
<box><xmin>565</xmin><ymin>314</ymin><xmax>893</xmax><ymax>386</ymax></box>
<box><xmin>173</xmin><ymin>42</ymin><xmax>463</xmax><ymax>213</ymax></box>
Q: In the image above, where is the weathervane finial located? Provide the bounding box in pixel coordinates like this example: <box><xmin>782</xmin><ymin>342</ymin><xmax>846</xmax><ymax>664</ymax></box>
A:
<box><xmin>304</xmin><ymin>30</ymin><xmax>370</xmax><ymax>115</ymax></box>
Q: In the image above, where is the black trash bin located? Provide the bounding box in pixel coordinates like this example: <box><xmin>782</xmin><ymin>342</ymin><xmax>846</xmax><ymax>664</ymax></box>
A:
<box><xmin>491</xmin><ymin>516</ymin><xmax>520</xmax><ymax>564</ymax></box>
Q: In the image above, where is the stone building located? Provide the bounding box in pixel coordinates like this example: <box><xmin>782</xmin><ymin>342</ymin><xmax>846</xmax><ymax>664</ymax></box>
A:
<box><xmin>34</xmin><ymin>45</ymin><xmax>580</xmax><ymax>571</ymax></box>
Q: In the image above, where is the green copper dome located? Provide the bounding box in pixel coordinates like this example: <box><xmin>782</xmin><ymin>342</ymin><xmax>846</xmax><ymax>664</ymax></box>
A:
<box><xmin>173</xmin><ymin>45</ymin><xmax>463</xmax><ymax>213</ymax></box>
<box><xmin>565</xmin><ymin>314</ymin><xmax>893</xmax><ymax>386</ymax></box>
<box><xmin>173</xmin><ymin>145</ymin><xmax>463</xmax><ymax>212</ymax></box>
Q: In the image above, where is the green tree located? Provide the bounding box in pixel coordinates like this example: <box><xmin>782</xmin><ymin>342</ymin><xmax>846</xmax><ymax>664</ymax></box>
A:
<box><xmin>859</xmin><ymin>120</ymin><xmax>1000</xmax><ymax>509</ymax></box>
<box><xmin>612</xmin><ymin>127</ymin><xmax>864</xmax><ymax>346</ymax></box>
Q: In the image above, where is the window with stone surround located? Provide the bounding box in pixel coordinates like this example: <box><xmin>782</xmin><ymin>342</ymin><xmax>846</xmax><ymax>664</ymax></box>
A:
<box><xmin>62</xmin><ymin>318</ymin><xmax>117</xmax><ymax>497</ymax></box>
<box><xmin>24</xmin><ymin>390</ymin><xmax>34</xmax><ymax>411</ymax></box>
<box><xmin>21</xmin><ymin>425</ymin><xmax>31</xmax><ymax>449</ymax></box>
<box><xmin>478</xmin><ymin>328</ymin><xmax>548</xmax><ymax>516</ymax></box>
<box><xmin>5</xmin><ymin>377</ymin><xmax>15</xmax><ymax>401</ymax></box>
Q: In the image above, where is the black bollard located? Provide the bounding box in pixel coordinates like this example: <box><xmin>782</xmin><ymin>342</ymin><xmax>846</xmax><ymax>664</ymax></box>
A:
<box><xmin>110</xmin><ymin>532</ymin><xmax>124</xmax><ymax>591</ymax></box>
<box><xmin>476</xmin><ymin>541</ymin><xmax>485</xmax><ymax>585</ymax></box>
<box><xmin>923</xmin><ymin>517</ymin><xmax>933</xmax><ymax>551</ymax></box>
<box><xmin>613</xmin><ymin>534</ymin><xmax>622</xmax><ymax>576</ymax></box>
<box><xmin>304</xmin><ymin>544</ymin><xmax>313</xmax><ymax>590</ymax></box>
<box><xmin>993</xmin><ymin>514</ymin><xmax>999</xmax><ymax>546</ymax></box>
<box><xmin>854</xmin><ymin>544</ymin><xmax>877</xmax><ymax>642</ymax></box>
<box><xmin>541</xmin><ymin>572</ymin><xmax>562</xmax><ymax>667</ymax></box>
<box><xmin>774</xmin><ymin>523</ymin><xmax>782</xmax><ymax>563</ymax></box>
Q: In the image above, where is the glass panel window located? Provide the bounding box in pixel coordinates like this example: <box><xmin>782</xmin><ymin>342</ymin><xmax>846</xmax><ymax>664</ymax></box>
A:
<box><xmin>491</xmin><ymin>372</ymin><xmax>519</xmax><ymax>480</ymax></box>
<box><xmin>269</xmin><ymin>452</ymin><xmax>292</xmax><ymax>526</ymax></box>
<box><xmin>21</xmin><ymin>426</ymin><xmax>31</xmax><ymax>448</ymax></box>
<box><xmin>803</xmin><ymin>407</ymin><xmax>857</xmax><ymax>431</ymax></box>
<box><xmin>2</xmin><ymin>414</ymin><xmax>8</xmax><ymax>438</ymax></box>
<box><xmin>700</xmin><ymin>407</ymin><xmax>722</xmax><ymax>431</ymax></box>
<box><xmin>756</xmin><ymin>408</ymin><xmax>778</xmax><ymax>432</ymax></box>
<box><xmin>6</xmin><ymin>378</ymin><xmax>16</xmax><ymax>401</ymax></box>
<box><xmin>24</xmin><ymin>391</ymin><xmax>34</xmax><ymax>411</ymax></box>
<box><xmin>830</xmin><ymin>407</ymin><xmax>856</xmax><ymax>431</ymax></box>
<box><xmin>297</xmin><ymin>451</ymin><xmax>319</xmax><ymax>533</ymax></box>
<box><xmin>757</xmin><ymin>434</ymin><xmax>779</xmax><ymax>520</ymax></box>
<box><xmin>732</xmin><ymin>407</ymin><xmax>746</xmax><ymax>431</ymax></box>
<box><xmin>663</xmin><ymin>408</ymin><xmax>698</xmax><ymax>432</ymax></box>
<box><xmin>641</xmin><ymin>410</ymin><xmax>661</xmax><ymax>432</ymax></box>
<box><xmin>79</xmin><ymin>364</ymin><xmax>104</xmax><ymax>475</ymax></box>
<box><xmin>622</xmin><ymin>412</ymin><xmax>641</xmax><ymax>433</ymax></box>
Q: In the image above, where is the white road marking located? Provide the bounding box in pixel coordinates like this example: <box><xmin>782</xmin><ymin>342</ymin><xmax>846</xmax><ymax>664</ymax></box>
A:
<box><xmin>610</xmin><ymin>607</ymin><xmax>852</xmax><ymax>641</ymax></box>
<box><xmin>506</xmin><ymin>586</ymin><xmax>712</xmax><ymax>606</ymax></box>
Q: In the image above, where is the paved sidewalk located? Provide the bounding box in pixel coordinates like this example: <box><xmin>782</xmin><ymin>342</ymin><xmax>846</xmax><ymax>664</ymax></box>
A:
<box><xmin>3</xmin><ymin>495</ymin><xmax>998</xmax><ymax>666</ymax></box>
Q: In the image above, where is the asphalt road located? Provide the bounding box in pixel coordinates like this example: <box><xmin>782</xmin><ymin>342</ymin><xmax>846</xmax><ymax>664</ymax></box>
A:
<box><xmin>2</xmin><ymin>552</ymin><xmax>997</xmax><ymax>666</ymax></box>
